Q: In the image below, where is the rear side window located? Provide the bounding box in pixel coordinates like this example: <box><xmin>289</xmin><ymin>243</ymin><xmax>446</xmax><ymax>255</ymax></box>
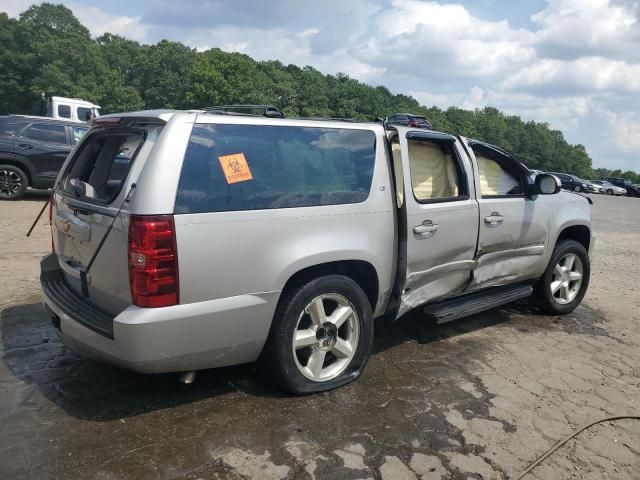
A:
<box><xmin>408</xmin><ymin>139</ymin><xmax>464</xmax><ymax>201</ymax></box>
<box><xmin>175</xmin><ymin>124</ymin><xmax>376</xmax><ymax>214</ymax></box>
<box><xmin>61</xmin><ymin>130</ymin><xmax>144</xmax><ymax>203</ymax></box>
<box><xmin>58</xmin><ymin>105</ymin><xmax>71</xmax><ymax>119</ymax></box>
<box><xmin>23</xmin><ymin>123</ymin><xmax>67</xmax><ymax>144</ymax></box>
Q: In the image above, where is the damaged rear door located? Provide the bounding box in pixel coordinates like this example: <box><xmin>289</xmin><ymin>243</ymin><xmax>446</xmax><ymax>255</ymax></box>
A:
<box><xmin>396</xmin><ymin>129</ymin><xmax>479</xmax><ymax>317</ymax></box>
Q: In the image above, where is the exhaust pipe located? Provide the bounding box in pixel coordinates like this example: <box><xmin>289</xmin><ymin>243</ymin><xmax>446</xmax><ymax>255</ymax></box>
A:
<box><xmin>179</xmin><ymin>371</ymin><xmax>196</xmax><ymax>384</ymax></box>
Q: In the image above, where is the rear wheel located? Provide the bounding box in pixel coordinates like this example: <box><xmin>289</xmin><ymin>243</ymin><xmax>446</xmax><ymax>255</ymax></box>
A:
<box><xmin>0</xmin><ymin>164</ymin><xmax>28</xmax><ymax>200</ymax></box>
<box><xmin>263</xmin><ymin>275</ymin><xmax>373</xmax><ymax>394</ymax></box>
<box><xmin>535</xmin><ymin>240</ymin><xmax>590</xmax><ymax>315</ymax></box>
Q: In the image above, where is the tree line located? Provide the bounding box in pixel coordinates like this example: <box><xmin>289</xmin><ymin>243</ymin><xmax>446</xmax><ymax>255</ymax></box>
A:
<box><xmin>1</xmin><ymin>3</ymin><xmax>638</xmax><ymax>183</ymax></box>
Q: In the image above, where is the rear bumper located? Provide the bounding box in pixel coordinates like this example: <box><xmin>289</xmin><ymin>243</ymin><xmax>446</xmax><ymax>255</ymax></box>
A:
<box><xmin>40</xmin><ymin>254</ymin><xmax>280</xmax><ymax>373</ymax></box>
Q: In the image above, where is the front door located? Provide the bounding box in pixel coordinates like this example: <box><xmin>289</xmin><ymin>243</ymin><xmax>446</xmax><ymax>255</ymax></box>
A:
<box><xmin>396</xmin><ymin>129</ymin><xmax>479</xmax><ymax>316</ymax></box>
<box><xmin>463</xmin><ymin>139</ymin><xmax>550</xmax><ymax>289</ymax></box>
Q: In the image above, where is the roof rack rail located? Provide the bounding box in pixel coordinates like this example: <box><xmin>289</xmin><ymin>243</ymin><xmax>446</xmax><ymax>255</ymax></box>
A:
<box><xmin>293</xmin><ymin>116</ymin><xmax>359</xmax><ymax>123</ymax></box>
<box><xmin>201</xmin><ymin>104</ymin><xmax>285</xmax><ymax>118</ymax></box>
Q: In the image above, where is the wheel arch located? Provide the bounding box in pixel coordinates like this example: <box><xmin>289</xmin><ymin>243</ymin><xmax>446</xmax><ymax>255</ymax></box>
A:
<box><xmin>0</xmin><ymin>154</ymin><xmax>35</xmax><ymax>185</ymax></box>
<box><xmin>554</xmin><ymin>224</ymin><xmax>591</xmax><ymax>252</ymax></box>
<box><xmin>279</xmin><ymin>260</ymin><xmax>380</xmax><ymax>315</ymax></box>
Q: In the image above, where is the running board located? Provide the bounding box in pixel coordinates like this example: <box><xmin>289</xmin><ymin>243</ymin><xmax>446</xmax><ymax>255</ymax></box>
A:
<box><xmin>423</xmin><ymin>284</ymin><xmax>533</xmax><ymax>324</ymax></box>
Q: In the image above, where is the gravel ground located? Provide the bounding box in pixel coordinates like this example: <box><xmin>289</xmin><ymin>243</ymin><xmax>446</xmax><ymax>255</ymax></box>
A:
<box><xmin>1</xmin><ymin>191</ymin><xmax>639</xmax><ymax>480</ymax></box>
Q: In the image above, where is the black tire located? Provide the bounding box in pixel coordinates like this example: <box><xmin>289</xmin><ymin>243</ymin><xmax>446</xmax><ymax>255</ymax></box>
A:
<box><xmin>606</xmin><ymin>189</ymin><xmax>613</xmax><ymax>195</ymax></box>
<box><xmin>0</xmin><ymin>164</ymin><xmax>28</xmax><ymax>200</ymax></box>
<box><xmin>535</xmin><ymin>240</ymin><xmax>590</xmax><ymax>315</ymax></box>
<box><xmin>262</xmin><ymin>275</ymin><xmax>374</xmax><ymax>394</ymax></box>
<box><xmin>574</xmin><ymin>185</ymin><xmax>581</xmax><ymax>192</ymax></box>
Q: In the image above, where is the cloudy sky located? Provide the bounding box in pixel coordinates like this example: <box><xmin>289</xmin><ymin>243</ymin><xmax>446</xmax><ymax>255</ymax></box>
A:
<box><xmin>3</xmin><ymin>0</ymin><xmax>640</xmax><ymax>172</ymax></box>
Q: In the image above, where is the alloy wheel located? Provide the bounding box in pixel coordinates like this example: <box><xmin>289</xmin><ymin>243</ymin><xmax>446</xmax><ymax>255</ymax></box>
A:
<box><xmin>0</xmin><ymin>169</ymin><xmax>22</xmax><ymax>197</ymax></box>
<box><xmin>292</xmin><ymin>293</ymin><xmax>360</xmax><ymax>382</ymax></box>
<box><xmin>550</xmin><ymin>253</ymin><xmax>583</xmax><ymax>304</ymax></box>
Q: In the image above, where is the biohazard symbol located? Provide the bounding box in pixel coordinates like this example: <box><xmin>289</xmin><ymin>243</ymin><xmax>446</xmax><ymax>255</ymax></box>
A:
<box><xmin>218</xmin><ymin>153</ymin><xmax>253</xmax><ymax>184</ymax></box>
<box><xmin>229</xmin><ymin>158</ymin><xmax>241</xmax><ymax>173</ymax></box>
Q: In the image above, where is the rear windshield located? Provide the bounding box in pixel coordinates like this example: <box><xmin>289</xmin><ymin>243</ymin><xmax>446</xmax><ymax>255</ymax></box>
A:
<box><xmin>61</xmin><ymin>128</ymin><xmax>145</xmax><ymax>203</ymax></box>
<box><xmin>175</xmin><ymin>123</ymin><xmax>376</xmax><ymax>214</ymax></box>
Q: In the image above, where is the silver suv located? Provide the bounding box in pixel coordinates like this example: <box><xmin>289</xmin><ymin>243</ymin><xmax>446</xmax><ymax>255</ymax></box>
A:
<box><xmin>41</xmin><ymin>108</ymin><xmax>594</xmax><ymax>394</ymax></box>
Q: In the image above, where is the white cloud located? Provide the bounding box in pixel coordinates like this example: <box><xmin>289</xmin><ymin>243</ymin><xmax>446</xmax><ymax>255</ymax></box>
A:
<box><xmin>67</xmin><ymin>3</ymin><xmax>148</xmax><ymax>41</ymax></box>
<box><xmin>358</xmin><ymin>0</ymin><xmax>535</xmax><ymax>82</ymax></box>
<box><xmin>0</xmin><ymin>0</ymin><xmax>33</xmax><ymax>17</ymax></box>
<box><xmin>501</xmin><ymin>56</ymin><xmax>640</xmax><ymax>94</ymax></box>
<box><xmin>532</xmin><ymin>0</ymin><xmax>640</xmax><ymax>61</ymax></box>
<box><xmin>0</xmin><ymin>0</ymin><xmax>148</xmax><ymax>41</ymax></box>
<box><xmin>605</xmin><ymin>111</ymin><xmax>640</xmax><ymax>152</ymax></box>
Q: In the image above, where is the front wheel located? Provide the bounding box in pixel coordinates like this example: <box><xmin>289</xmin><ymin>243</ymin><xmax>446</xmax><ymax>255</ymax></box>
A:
<box><xmin>0</xmin><ymin>164</ymin><xmax>28</xmax><ymax>200</ymax></box>
<box><xmin>262</xmin><ymin>275</ymin><xmax>374</xmax><ymax>394</ymax></box>
<box><xmin>606</xmin><ymin>189</ymin><xmax>613</xmax><ymax>195</ymax></box>
<box><xmin>574</xmin><ymin>185</ymin><xmax>581</xmax><ymax>192</ymax></box>
<box><xmin>535</xmin><ymin>240</ymin><xmax>590</xmax><ymax>315</ymax></box>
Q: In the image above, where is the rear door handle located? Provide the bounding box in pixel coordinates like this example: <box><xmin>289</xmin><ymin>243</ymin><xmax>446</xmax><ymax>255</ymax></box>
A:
<box><xmin>413</xmin><ymin>220</ymin><xmax>439</xmax><ymax>237</ymax></box>
<box><xmin>484</xmin><ymin>212</ymin><xmax>504</xmax><ymax>226</ymax></box>
<box><xmin>17</xmin><ymin>144</ymin><xmax>33</xmax><ymax>150</ymax></box>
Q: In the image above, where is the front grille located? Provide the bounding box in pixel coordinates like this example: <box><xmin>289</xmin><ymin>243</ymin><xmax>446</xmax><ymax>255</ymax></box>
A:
<box><xmin>40</xmin><ymin>255</ymin><xmax>115</xmax><ymax>339</ymax></box>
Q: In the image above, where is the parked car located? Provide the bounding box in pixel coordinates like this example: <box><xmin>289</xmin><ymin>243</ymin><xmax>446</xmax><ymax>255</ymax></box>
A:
<box><xmin>581</xmin><ymin>180</ymin><xmax>599</xmax><ymax>194</ymax></box>
<box><xmin>586</xmin><ymin>181</ymin><xmax>603</xmax><ymax>193</ymax></box>
<box><xmin>385</xmin><ymin>113</ymin><xmax>432</xmax><ymax>129</ymax></box>
<box><xmin>41</xmin><ymin>109</ymin><xmax>593</xmax><ymax>394</ymax></box>
<box><xmin>591</xmin><ymin>180</ymin><xmax>626</xmax><ymax>196</ymax></box>
<box><xmin>548</xmin><ymin>172</ymin><xmax>590</xmax><ymax>192</ymax></box>
<box><xmin>0</xmin><ymin>115</ymin><xmax>88</xmax><ymax>199</ymax></box>
<box><xmin>603</xmin><ymin>177</ymin><xmax>640</xmax><ymax>197</ymax></box>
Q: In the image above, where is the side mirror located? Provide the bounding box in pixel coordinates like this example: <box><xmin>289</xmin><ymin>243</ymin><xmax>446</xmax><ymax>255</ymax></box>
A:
<box><xmin>535</xmin><ymin>173</ymin><xmax>561</xmax><ymax>195</ymax></box>
<box><xmin>68</xmin><ymin>177</ymin><xmax>86</xmax><ymax>198</ymax></box>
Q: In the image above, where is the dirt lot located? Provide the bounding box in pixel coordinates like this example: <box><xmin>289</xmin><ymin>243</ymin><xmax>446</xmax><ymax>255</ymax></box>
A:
<box><xmin>1</xmin><ymin>192</ymin><xmax>639</xmax><ymax>480</ymax></box>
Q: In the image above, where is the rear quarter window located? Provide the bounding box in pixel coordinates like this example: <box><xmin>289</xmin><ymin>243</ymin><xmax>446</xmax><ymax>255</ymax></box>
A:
<box><xmin>175</xmin><ymin>124</ymin><xmax>376</xmax><ymax>214</ymax></box>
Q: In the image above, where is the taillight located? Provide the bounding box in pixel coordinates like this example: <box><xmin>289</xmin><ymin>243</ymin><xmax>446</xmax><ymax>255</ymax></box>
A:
<box><xmin>128</xmin><ymin>215</ymin><xmax>179</xmax><ymax>308</ymax></box>
<box><xmin>49</xmin><ymin>193</ymin><xmax>55</xmax><ymax>253</ymax></box>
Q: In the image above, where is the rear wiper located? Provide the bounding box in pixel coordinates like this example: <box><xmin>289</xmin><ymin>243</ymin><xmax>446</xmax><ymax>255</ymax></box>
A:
<box><xmin>80</xmin><ymin>183</ymin><xmax>136</xmax><ymax>297</ymax></box>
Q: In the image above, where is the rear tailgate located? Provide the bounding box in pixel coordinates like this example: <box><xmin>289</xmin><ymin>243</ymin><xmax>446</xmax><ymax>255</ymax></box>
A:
<box><xmin>51</xmin><ymin>120</ymin><xmax>164</xmax><ymax>316</ymax></box>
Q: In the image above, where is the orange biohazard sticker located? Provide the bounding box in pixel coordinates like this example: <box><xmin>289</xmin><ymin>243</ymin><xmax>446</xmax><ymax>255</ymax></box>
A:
<box><xmin>218</xmin><ymin>153</ymin><xmax>253</xmax><ymax>184</ymax></box>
